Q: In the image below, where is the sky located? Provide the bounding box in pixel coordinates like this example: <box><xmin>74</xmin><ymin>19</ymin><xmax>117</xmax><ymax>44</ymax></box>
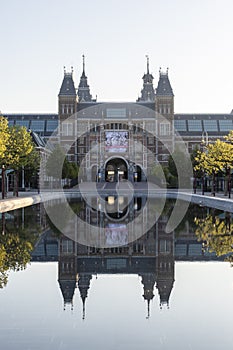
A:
<box><xmin>1</xmin><ymin>0</ymin><xmax>233</xmax><ymax>113</ymax></box>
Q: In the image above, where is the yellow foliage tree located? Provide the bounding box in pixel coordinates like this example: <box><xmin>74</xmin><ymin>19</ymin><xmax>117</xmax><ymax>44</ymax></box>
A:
<box><xmin>195</xmin><ymin>213</ymin><xmax>233</xmax><ymax>263</ymax></box>
<box><xmin>195</xmin><ymin>139</ymin><xmax>233</xmax><ymax>196</ymax></box>
<box><xmin>0</xmin><ymin>116</ymin><xmax>9</xmax><ymax>160</ymax></box>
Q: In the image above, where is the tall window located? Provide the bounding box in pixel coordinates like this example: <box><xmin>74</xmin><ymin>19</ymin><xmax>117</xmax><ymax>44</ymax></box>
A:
<box><xmin>159</xmin><ymin>123</ymin><xmax>170</xmax><ymax>136</ymax></box>
<box><xmin>61</xmin><ymin>240</ymin><xmax>73</xmax><ymax>254</ymax></box>
<box><xmin>62</xmin><ymin>122</ymin><xmax>73</xmax><ymax>136</ymax></box>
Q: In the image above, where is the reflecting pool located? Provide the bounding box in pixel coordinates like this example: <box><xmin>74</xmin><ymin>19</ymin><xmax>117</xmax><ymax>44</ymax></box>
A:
<box><xmin>0</xmin><ymin>198</ymin><xmax>233</xmax><ymax>349</ymax></box>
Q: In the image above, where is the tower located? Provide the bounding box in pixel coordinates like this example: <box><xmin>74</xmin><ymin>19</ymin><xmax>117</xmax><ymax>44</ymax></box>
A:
<box><xmin>58</xmin><ymin>67</ymin><xmax>77</xmax><ymax>161</ymax></box>
<box><xmin>156</xmin><ymin>229</ymin><xmax>175</xmax><ymax>309</ymax></box>
<box><xmin>58</xmin><ymin>67</ymin><xmax>77</xmax><ymax>119</ymax></box>
<box><xmin>77</xmin><ymin>55</ymin><xmax>96</xmax><ymax>103</ymax></box>
<box><xmin>58</xmin><ymin>237</ymin><xmax>77</xmax><ymax>310</ymax></box>
<box><xmin>137</xmin><ymin>55</ymin><xmax>156</xmax><ymax>102</ymax></box>
<box><xmin>77</xmin><ymin>273</ymin><xmax>92</xmax><ymax>320</ymax></box>
<box><xmin>155</xmin><ymin>68</ymin><xmax>174</xmax><ymax>120</ymax></box>
<box><xmin>140</xmin><ymin>273</ymin><xmax>156</xmax><ymax>318</ymax></box>
<box><xmin>155</xmin><ymin>68</ymin><xmax>175</xmax><ymax>163</ymax></box>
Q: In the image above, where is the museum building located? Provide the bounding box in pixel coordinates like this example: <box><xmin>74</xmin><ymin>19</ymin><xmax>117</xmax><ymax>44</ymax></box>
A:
<box><xmin>4</xmin><ymin>56</ymin><xmax>233</xmax><ymax>183</ymax></box>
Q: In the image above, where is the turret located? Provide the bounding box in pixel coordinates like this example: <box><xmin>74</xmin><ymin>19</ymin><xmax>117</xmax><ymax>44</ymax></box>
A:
<box><xmin>78</xmin><ymin>273</ymin><xmax>92</xmax><ymax>320</ymax></box>
<box><xmin>155</xmin><ymin>68</ymin><xmax>174</xmax><ymax>120</ymax></box>
<box><xmin>77</xmin><ymin>55</ymin><xmax>96</xmax><ymax>103</ymax></box>
<box><xmin>137</xmin><ymin>56</ymin><xmax>156</xmax><ymax>103</ymax></box>
<box><xmin>140</xmin><ymin>273</ymin><xmax>156</xmax><ymax>318</ymax></box>
<box><xmin>58</xmin><ymin>67</ymin><xmax>77</xmax><ymax>118</ymax></box>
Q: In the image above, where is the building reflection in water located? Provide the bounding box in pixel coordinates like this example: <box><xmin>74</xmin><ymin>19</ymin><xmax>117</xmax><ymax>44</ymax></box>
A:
<box><xmin>39</xmin><ymin>195</ymin><xmax>174</xmax><ymax>319</ymax></box>
<box><xmin>29</xmin><ymin>198</ymin><xmax>233</xmax><ymax>319</ymax></box>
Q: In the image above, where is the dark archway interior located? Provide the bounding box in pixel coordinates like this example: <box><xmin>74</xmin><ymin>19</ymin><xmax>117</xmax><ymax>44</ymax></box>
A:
<box><xmin>105</xmin><ymin>158</ymin><xmax>128</xmax><ymax>182</ymax></box>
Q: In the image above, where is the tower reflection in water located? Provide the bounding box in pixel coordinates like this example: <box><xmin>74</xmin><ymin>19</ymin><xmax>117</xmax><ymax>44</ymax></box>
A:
<box><xmin>53</xmin><ymin>195</ymin><xmax>175</xmax><ymax>319</ymax></box>
<box><xmin>29</xmin><ymin>198</ymin><xmax>233</xmax><ymax>319</ymax></box>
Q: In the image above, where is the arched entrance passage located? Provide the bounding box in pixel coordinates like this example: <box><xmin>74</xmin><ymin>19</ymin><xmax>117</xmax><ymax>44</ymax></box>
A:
<box><xmin>134</xmin><ymin>165</ymin><xmax>142</xmax><ymax>182</ymax></box>
<box><xmin>105</xmin><ymin>158</ymin><xmax>128</xmax><ymax>182</ymax></box>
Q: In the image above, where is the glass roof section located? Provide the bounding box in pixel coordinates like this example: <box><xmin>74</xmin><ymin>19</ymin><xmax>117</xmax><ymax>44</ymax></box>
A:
<box><xmin>30</xmin><ymin>120</ymin><xmax>45</xmax><ymax>132</ymax></box>
<box><xmin>219</xmin><ymin>120</ymin><xmax>233</xmax><ymax>132</ymax></box>
<box><xmin>187</xmin><ymin>120</ymin><xmax>202</xmax><ymax>132</ymax></box>
<box><xmin>174</xmin><ymin>120</ymin><xmax>187</xmax><ymax>132</ymax></box>
<box><xmin>203</xmin><ymin>120</ymin><xmax>218</xmax><ymax>132</ymax></box>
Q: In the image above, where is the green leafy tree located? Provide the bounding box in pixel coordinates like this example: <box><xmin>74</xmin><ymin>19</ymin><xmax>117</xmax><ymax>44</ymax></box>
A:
<box><xmin>224</xmin><ymin>130</ymin><xmax>233</xmax><ymax>144</ymax></box>
<box><xmin>67</xmin><ymin>162</ymin><xmax>79</xmax><ymax>180</ymax></box>
<box><xmin>24</xmin><ymin>148</ymin><xmax>40</xmax><ymax>188</ymax></box>
<box><xmin>0</xmin><ymin>116</ymin><xmax>9</xmax><ymax>160</ymax></box>
<box><xmin>195</xmin><ymin>212</ymin><xmax>233</xmax><ymax>263</ymax></box>
<box><xmin>167</xmin><ymin>146</ymin><xmax>192</xmax><ymax>188</ymax></box>
<box><xmin>3</xmin><ymin>125</ymin><xmax>35</xmax><ymax>196</ymax></box>
<box><xmin>46</xmin><ymin>144</ymin><xmax>65</xmax><ymax>186</ymax></box>
<box><xmin>195</xmin><ymin>139</ymin><xmax>233</xmax><ymax>196</ymax></box>
<box><xmin>46</xmin><ymin>145</ymin><xmax>78</xmax><ymax>187</ymax></box>
<box><xmin>0</xmin><ymin>231</ymin><xmax>34</xmax><ymax>288</ymax></box>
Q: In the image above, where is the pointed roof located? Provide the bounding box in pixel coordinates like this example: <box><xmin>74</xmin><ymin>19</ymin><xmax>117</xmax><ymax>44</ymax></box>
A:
<box><xmin>137</xmin><ymin>56</ymin><xmax>156</xmax><ymax>103</ymax></box>
<box><xmin>59</xmin><ymin>280</ymin><xmax>77</xmax><ymax>305</ymax></box>
<box><xmin>59</xmin><ymin>68</ymin><xmax>76</xmax><ymax>96</ymax></box>
<box><xmin>140</xmin><ymin>273</ymin><xmax>156</xmax><ymax>318</ymax></box>
<box><xmin>78</xmin><ymin>273</ymin><xmax>92</xmax><ymax>320</ymax></box>
<box><xmin>156</xmin><ymin>277</ymin><xmax>174</xmax><ymax>307</ymax></box>
<box><xmin>156</xmin><ymin>68</ymin><xmax>174</xmax><ymax>96</ymax></box>
<box><xmin>77</xmin><ymin>55</ymin><xmax>96</xmax><ymax>103</ymax></box>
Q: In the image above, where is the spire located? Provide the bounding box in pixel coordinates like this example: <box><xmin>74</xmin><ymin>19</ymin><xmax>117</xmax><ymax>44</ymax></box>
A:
<box><xmin>156</xmin><ymin>68</ymin><xmax>174</xmax><ymax>96</ymax></box>
<box><xmin>140</xmin><ymin>273</ymin><xmax>156</xmax><ymax>318</ymax></box>
<box><xmin>82</xmin><ymin>296</ymin><xmax>86</xmax><ymax>320</ymax></box>
<box><xmin>137</xmin><ymin>56</ymin><xmax>156</xmax><ymax>103</ymax></box>
<box><xmin>146</xmin><ymin>300</ymin><xmax>150</xmax><ymax>319</ymax></box>
<box><xmin>146</xmin><ymin>55</ymin><xmax>149</xmax><ymax>74</ymax></box>
<box><xmin>78</xmin><ymin>273</ymin><xmax>92</xmax><ymax>320</ymax></box>
<box><xmin>77</xmin><ymin>55</ymin><xmax>96</xmax><ymax>102</ymax></box>
<box><xmin>82</xmin><ymin>54</ymin><xmax>85</xmax><ymax>76</ymax></box>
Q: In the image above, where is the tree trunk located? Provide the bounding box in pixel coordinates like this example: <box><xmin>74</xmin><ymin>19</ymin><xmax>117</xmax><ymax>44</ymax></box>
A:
<box><xmin>228</xmin><ymin>168</ymin><xmax>231</xmax><ymax>199</ymax></box>
<box><xmin>202</xmin><ymin>173</ymin><xmax>205</xmax><ymax>195</ymax></box>
<box><xmin>14</xmin><ymin>170</ymin><xmax>19</xmax><ymax>197</ymax></box>
<box><xmin>1</xmin><ymin>166</ymin><xmax>5</xmax><ymax>199</ymax></box>
<box><xmin>193</xmin><ymin>172</ymin><xmax>197</xmax><ymax>194</ymax></box>
<box><xmin>212</xmin><ymin>172</ymin><xmax>216</xmax><ymax>197</ymax></box>
<box><xmin>224</xmin><ymin>167</ymin><xmax>228</xmax><ymax>196</ymax></box>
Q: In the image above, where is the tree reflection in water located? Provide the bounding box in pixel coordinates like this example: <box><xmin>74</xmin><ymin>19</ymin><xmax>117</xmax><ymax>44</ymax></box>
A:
<box><xmin>0</xmin><ymin>207</ymin><xmax>42</xmax><ymax>288</ymax></box>
<box><xmin>195</xmin><ymin>210</ymin><xmax>233</xmax><ymax>263</ymax></box>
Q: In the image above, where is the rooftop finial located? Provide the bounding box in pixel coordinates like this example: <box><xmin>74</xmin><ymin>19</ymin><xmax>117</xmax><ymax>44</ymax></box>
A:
<box><xmin>82</xmin><ymin>54</ymin><xmax>85</xmax><ymax>74</ymax></box>
<box><xmin>71</xmin><ymin>66</ymin><xmax>73</xmax><ymax>74</ymax></box>
<box><xmin>166</xmin><ymin>67</ymin><xmax>169</xmax><ymax>74</ymax></box>
<box><xmin>64</xmin><ymin>66</ymin><xmax>66</xmax><ymax>74</ymax></box>
<box><xmin>146</xmin><ymin>55</ymin><xmax>149</xmax><ymax>74</ymax></box>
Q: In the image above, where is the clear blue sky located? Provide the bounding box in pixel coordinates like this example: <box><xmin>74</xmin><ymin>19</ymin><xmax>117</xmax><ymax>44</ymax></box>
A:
<box><xmin>1</xmin><ymin>0</ymin><xmax>233</xmax><ymax>113</ymax></box>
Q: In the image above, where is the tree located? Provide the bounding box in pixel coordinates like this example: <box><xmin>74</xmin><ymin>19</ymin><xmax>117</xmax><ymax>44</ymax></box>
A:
<box><xmin>167</xmin><ymin>146</ymin><xmax>192</xmax><ymax>188</ymax></box>
<box><xmin>4</xmin><ymin>126</ymin><xmax>35</xmax><ymax>196</ymax></box>
<box><xmin>195</xmin><ymin>139</ymin><xmax>233</xmax><ymax>197</ymax></box>
<box><xmin>46</xmin><ymin>145</ymin><xmax>79</xmax><ymax>188</ymax></box>
<box><xmin>24</xmin><ymin>148</ymin><xmax>40</xmax><ymax>189</ymax></box>
<box><xmin>224</xmin><ymin>130</ymin><xmax>233</xmax><ymax>144</ymax></box>
<box><xmin>0</xmin><ymin>117</ymin><xmax>10</xmax><ymax>198</ymax></box>
<box><xmin>67</xmin><ymin>162</ymin><xmax>79</xmax><ymax>180</ymax></box>
<box><xmin>195</xmin><ymin>212</ymin><xmax>233</xmax><ymax>263</ymax></box>
<box><xmin>45</xmin><ymin>144</ymin><xmax>65</xmax><ymax>184</ymax></box>
<box><xmin>0</xmin><ymin>116</ymin><xmax>9</xmax><ymax>160</ymax></box>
